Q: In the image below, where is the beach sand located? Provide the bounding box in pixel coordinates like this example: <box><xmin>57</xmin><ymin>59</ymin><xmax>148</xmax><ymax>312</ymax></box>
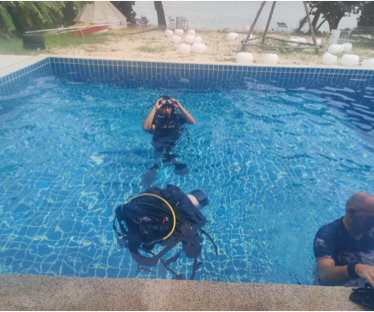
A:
<box><xmin>45</xmin><ymin>29</ymin><xmax>374</xmax><ymax>67</ymax></box>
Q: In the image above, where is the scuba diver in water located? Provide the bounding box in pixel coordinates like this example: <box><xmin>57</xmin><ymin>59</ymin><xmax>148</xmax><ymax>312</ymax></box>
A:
<box><xmin>141</xmin><ymin>96</ymin><xmax>196</xmax><ymax>188</ymax></box>
<box><xmin>112</xmin><ymin>184</ymin><xmax>217</xmax><ymax>280</ymax></box>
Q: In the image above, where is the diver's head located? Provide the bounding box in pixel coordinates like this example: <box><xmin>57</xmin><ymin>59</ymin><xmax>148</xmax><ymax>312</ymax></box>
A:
<box><xmin>345</xmin><ymin>192</ymin><xmax>374</xmax><ymax>234</ymax></box>
<box><xmin>187</xmin><ymin>190</ymin><xmax>209</xmax><ymax>210</ymax></box>
<box><xmin>159</xmin><ymin>95</ymin><xmax>174</xmax><ymax>116</ymax></box>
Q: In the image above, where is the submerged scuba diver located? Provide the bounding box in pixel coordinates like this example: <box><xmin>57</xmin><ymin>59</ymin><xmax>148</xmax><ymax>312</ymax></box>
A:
<box><xmin>141</xmin><ymin>96</ymin><xmax>196</xmax><ymax>188</ymax></box>
<box><xmin>112</xmin><ymin>184</ymin><xmax>218</xmax><ymax>280</ymax></box>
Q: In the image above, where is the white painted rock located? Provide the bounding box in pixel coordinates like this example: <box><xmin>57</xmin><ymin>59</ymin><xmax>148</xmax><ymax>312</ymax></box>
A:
<box><xmin>191</xmin><ymin>43</ymin><xmax>206</xmax><ymax>53</ymax></box>
<box><xmin>341</xmin><ymin>54</ymin><xmax>359</xmax><ymax>66</ymax></box>
<box><xmin>343</xmin><ymin>42</ymin><xmax>352</xmax><ymax>52</ymax></box>
<box><xmin>244</xmin><ymin>26</ymin><xmax>250</xmax><ymax>32</ymax></box>
<box><xmin>185</xmin><ymin>35</ymin><xmax>195</xmax><ymax>44</ymax></box>
<box><xmin>263</xmin><ymin>54</ymin><xmax>278</xmax><ymax>65</ymax></box>
<box><xmin>296</xmin><ymin>38</ymin><xmax>307</xmax><ymax>43</ymax></box>
<box><xmin>285</xmin><ymin>27</ymin><xmax>294</xmax><ymax>34</ymax></box>
<box><xmin>328</xmin><ymin>44</ymin><xmax>342</xmax><ymax>55</ymax></box>
<box><xmin>362</xmin><ymin>59</ymin><xmax>374</xmax><ymax>68</ymax></box>
<box><xmin>322</xmin><ymin>52</ymin><xmax>337</xmax><ymax>65</ymax></box>
<box><xmin>165</xmin><ymin>29</ymin><xmax>173</xmax><ymax>37</ymax></box>
<box><xmin>174</xmin><ymin>29</ymin><xmax>184</xmax><ymax>36</ymax></box>
<box><xmin>171</xmin><ymin>35</ymin><xmax>181</xmax><ymax>43</ymax></box>
<box><xmin>236</xmin><ymin>52</ymin><xmax>253</xmax><ymax>63</ymax></box>
<box><xmin>227</xmin><ymin>32</ymin><xmax>239</xmax><ymax>41</ymax></box>
<box><xmin>193</xmin><ymin>36</ymin><xmax>202</xmax><ymax>44</ymax></box>
<box><xmin>275</xmin><ymin>27</ymin><xmax>284</xmax><ymax>33</ymax></box>
<box><xmin>187</xmin><ymin>29</ymin><xmax>195</xmax><ymax>36</ymax></box>
<box><xmin>179</xmin><ymin>43</ymin><xmax>191</xmax><ymax>54</ymax></box>
<box><xmin>258</xmin><ymin>26</ymin><xmax>266</xmax><ymax>33</ymax></box>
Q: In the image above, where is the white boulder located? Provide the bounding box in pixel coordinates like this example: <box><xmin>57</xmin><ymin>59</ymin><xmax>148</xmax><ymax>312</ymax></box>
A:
<box><xmin>263</xmin><ymin>54</ymin><xmax>278</xmax><ymax>65</ymax></box>
<box><xmin>236</xmin><ymin>52</ymin><xmax>253</xmax><ymax>63</ymax></box>
<box><xmin>285</xmin><ymin>28</ymin><xmax>294</xmax><ymax>34</ymax></box>
<box><xmin>328</xmin><ymin>44</ymin><xmax>342</xmax><ymax>55</ymax></box>
<box><xmin>341</xmin><ymin>54</ymin><xmax>359</xmax><ymax>66</ymax></box>
<box><xmin>165</xmin><ymin>29</ymin><xmax>173</xmax><ymax>37</ymax></box>
<box><xmin>227</xmin><ymin>32</ymin><xmax>239</xmax><ymax>41</ymax></box>
<box><xmin>343</xmin><ymin>43</ymin><xmax>352</xmax><ymax>52</ymax></box>
<box><xmin>187</xmin><ymin>29</ymin><xmax>195</xmax><ymax>36</ymax></box>
<box><xmin>192</xmin><ymin>43</ymin><xmax>206</xmax><ymax>54</ymax></box>
<box><xmin>193</xmin><ymin>36</ymin><xmax>202</xmax><ymax>44</ymax></box>
<box><xmin>185</xmin><ymin>35</ymin><xmax>195</xmax><ymax>44</ymax></box>
<box><xmin>362</xmin><ymin>59</ymin><xmax>374</xmax><ymax>68</ymax></box>
<box><xmin>322</xmin><ymin>52</ymin><xmax>337</xmax><ymax>65</ymax></box>
<box><xmin>171</xmin><ymin>35</ymin><xmax>182</xmax><ymax>44</ymax></box>
<box><xmin>174</xmin><ymin>29</ymin><xmax>184</xmax><ymax>36</ymax></box>
<box><xmin>275</xmin><ymin>27</ymin><xmax>284</xmax><ymax>33</ymax></box>
<box><xmin>178</xmin><ymin>43</ymin><xmax>191</xmax><ymax>55</ymax></box>
<box><xmin>244</xmin><ymin>26</ymin><xmax>250</xmax><ymax>32</ymax></box>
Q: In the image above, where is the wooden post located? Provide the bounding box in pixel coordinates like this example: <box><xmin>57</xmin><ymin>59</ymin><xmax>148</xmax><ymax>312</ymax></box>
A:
<box><xmin>243</xmin><ymin>1</ymin><xmax>267</xmax><ymax>45</ymax></box>
<box><xmin>262</xmin><ymin>1</ymin><xmax>276</xmax><ymax>43</ymax></box>
<box><xmin>303</xmin><ymin>1</ymin><xmax>319</xmax><ymax>54</ymax></box>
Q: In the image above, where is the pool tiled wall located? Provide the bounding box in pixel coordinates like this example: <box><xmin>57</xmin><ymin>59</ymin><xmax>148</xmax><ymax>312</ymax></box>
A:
<box><xmin>1</xmin><ymin>56</ymin><xmax>374</xmax><ymax>96</ymax></box>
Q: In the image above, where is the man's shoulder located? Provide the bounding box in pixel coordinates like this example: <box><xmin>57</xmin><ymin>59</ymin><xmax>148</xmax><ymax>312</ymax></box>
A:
<box><xmin>315</xmin><ymin>217</ymin><xmax>344</xmax><ymax>240</ymax></box>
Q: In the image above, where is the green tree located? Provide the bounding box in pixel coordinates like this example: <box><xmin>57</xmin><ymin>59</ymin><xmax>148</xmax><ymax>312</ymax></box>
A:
<box><xmin>111</xmin><ymin>1</ymin><xmax>135</xmax><ymax>20</ymax></box>
<box><xmin>300</xmin><ymin>1</ymin><xmax>364</xmax><ymax>32</ymax></box>
<box><xmin>0</xmin><ymin>1</ymin><xmax>85</xmax><ymax>37</ymax></box>
<box><xmin>357</xmin><ymin>1</ymin><xmax>374</xmax><ymax>27</ymax></box>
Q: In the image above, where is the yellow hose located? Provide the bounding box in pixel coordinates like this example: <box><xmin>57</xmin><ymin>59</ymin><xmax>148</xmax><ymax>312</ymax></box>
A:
<box><xmin>125</xmin><ymin>193</ymin><xmax>176</xmax><ymax>240</ymax></box>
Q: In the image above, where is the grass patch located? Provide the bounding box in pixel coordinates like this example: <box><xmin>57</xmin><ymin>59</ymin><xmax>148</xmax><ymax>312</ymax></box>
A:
<box><xmin>0</xmin><ymin>34</ymin><xmax>112</xmax><ymax>55</ymax></box>
<box><xmin>135</xmin><ymin>45</ymin><xmax>169</xmax><ymax>53</ymax></box>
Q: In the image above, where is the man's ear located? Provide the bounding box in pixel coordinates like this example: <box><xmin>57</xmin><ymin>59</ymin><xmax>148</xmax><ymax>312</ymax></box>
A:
<box><xmin>347</xmin><ymin>207</ymin><xmax>356</xmax><ymax>218</ymax></box>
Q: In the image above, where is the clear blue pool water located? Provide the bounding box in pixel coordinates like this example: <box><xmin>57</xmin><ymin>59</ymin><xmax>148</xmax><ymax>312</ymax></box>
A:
<box><xmin>1</xmin><ymin>74</ymin><xmax>374</xmax><ymax>284</ymax></box>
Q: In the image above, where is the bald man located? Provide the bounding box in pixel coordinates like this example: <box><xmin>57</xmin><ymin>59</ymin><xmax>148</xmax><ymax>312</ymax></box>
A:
<box><xmin>313</xmin><ymin>192</ymin><xmax>374</xmax><ymax>287</ymax></box>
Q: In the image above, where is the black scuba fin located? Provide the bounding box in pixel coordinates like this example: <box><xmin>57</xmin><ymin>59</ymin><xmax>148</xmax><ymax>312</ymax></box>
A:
<box><xmin>350</xmin><ymin>282</ymin><xmax>374</xmax><ymax>309</ymax></box>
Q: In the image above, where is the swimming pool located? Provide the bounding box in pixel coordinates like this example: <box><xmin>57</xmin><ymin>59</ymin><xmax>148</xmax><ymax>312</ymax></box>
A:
<box><xmin>1</xmin><ymin>57</ymin><xmax>374</xmax><ymax>284</ymax></box>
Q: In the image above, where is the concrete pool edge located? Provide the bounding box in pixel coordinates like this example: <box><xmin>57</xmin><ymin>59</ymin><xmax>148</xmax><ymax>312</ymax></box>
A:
<box><xmin>0</xmin><ymin>274</ymin><xmax>368</xmax><ymax>311</ymax></box>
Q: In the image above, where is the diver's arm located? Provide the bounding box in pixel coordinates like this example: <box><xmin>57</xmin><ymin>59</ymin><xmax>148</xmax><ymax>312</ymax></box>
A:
<box><xmin>317</xmin><ymin>258</ymin><xmax>352</xmax><ymax>285</ymax></box>
<box><xmin>172</xmin><ymin>100</ymin><xmax>196</xmax><ymax>125</ymax></box>
<box><xmin>143</xmin><ymin>99</ymin><xmax>162</xmax><ymax>130</ymax></box>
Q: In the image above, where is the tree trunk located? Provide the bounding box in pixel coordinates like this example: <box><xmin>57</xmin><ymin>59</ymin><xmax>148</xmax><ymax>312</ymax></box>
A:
<box><xmin>311</xmin><ymin>8</ymin><xmax>322</xmax><ymax>30</ymax></box>
<box><xmin>154</xmin><ymin>1</ymin><xmax>166</xmax><ymax>27</ymax></box>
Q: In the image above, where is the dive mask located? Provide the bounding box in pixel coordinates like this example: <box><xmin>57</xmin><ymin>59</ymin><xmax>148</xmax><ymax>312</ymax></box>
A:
<box><xmin>160</xmin><ymin>99</ymin><xmax>174</xmax><ymax>106</ymax></box>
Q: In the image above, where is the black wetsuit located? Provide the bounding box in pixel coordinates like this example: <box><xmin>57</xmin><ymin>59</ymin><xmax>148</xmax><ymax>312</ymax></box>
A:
<box><xmin>313</xmin><ymin>217</ymin><xmax>374</xmax><ymax>286</ymax></box>
<box><xmin>141</xmin><ymin>110</ymin><xmax>189</xmax><ymax>188</ymax></box>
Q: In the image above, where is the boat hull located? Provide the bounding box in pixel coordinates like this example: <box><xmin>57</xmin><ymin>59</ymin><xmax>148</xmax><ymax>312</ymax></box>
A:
<box><xmin>69</xmin><ymin>25</ymin><xmax>108</xmax><ymax>37</ymax></box>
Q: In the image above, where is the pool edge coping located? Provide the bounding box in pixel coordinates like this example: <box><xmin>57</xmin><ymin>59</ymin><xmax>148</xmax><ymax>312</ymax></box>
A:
<box><xmin>1</xmin><ymin>53</ymin><xmax>373</xmax><ymax>80</ymax></box>
<box><xmin>0</xmin><ymin>274</ymin><xmax>367</xmax><ymax>311</ymax></box>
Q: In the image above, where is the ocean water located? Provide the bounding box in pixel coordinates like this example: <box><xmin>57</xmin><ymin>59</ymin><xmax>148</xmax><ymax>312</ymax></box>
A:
<box><xmin>0</xmin><ymin>73</ymin><xmax>373</xmax><ymax>283</ymax></box>
<box><xmin>133</xmin><ymin>1</ymin><xmax>360</xmax><ymax>32</ymax></box>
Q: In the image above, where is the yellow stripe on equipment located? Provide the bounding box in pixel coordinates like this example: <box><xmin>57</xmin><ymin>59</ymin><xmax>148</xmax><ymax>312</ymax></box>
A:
<box><xmin>125</xmin><ymin>193</ymin><xmax>176</xmax><ymax>240</ymax></box>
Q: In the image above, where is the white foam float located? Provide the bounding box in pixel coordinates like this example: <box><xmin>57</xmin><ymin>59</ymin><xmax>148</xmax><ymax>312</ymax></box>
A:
<box><xmin>288</xmin><ymin>38</ymin><xmax>299</xmax><ymax>47</ymax></box>
<box><xmin>343</xmin><ymin>42</ymin><xmax>352</xmax><ymax>52</ymax></box>
<box><xmin>179</xmin><ymin>43</ymin><xmax>191</xmax><ymax>55</ymax></box>
<box><xmin>362</xmin><ymin>59</ymin><xmax>374</xmax><ymax>68</ymax></box>
<box><xmin>165</xmin><ymin>29</ymin><xmax>173</xmax><ymax>37</ymax></box>
<box><xmin>187</xmin><ymin>29</ymin><xmax>195</xmax><ymax>36</ymax></box>
<box><xmin>227</xmin><ymin>32</ymin><xmax>239</xmax><ymax>41</ymax></box>
<box><xmin>236</xmin><ymin>52</ymin><xmax>253</xmax><ymax>63</ymax></box>
<box><xmin>192</xmin><ymin>43</ymin><xmax>206</xmax><ymax>53</ymax></box>
<box><xmin>244</xmin><ymin>26</ymin><xmax>250</xmax><ymax>32</ymax></box>
<box><xmin>193</xmin><ymin>36</ymin><xmax>202</xmax><ymax>44</ymax></box>
<box><xmin>341</xmin><ymin>54</ymin><xmax>359</xmax><ymax>66</ymax></box>
<box><xmin>322</xmin><ymin>52</ymin><xmax>337</xmax><ymax>65</ymax></box>
<box><xmin>174</xmin><ymin>29</ymin><xmax>184</xmax><ymax>36</ymax></box>
<box><xmin>185</xmin><ymin>35</ymin><xmax>195</xmax><ymax>44</ymax></box>
<box><xmin>263</xmin><ymin>54</ymin><xmax>278</xmax><ymax>65</ymax></box>
<box><xmin>296</xmin><ymin>38</ymin><xmax>307</xmax><ymax>43</ymax></box>
<box><xmin>338</xmin><ymin>45</ymin><xmax>345</xmax><ymax>53</ymax></box>
<box><xmin>172</xmin><ymin>35</ymin><xmax>182</xmax><ymax>44</ymax></box>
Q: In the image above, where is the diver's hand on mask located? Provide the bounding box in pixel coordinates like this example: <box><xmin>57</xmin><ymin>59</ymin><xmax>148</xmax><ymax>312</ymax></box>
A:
<box><xmin>155</xmin><ymin>98</ymin><xmax>163</xmax><ymax>110</ymax></box>
<box><xmin>172</xmin><ymin>100</ymin><xmax>182</xmax><ymax>109</ymax></box>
